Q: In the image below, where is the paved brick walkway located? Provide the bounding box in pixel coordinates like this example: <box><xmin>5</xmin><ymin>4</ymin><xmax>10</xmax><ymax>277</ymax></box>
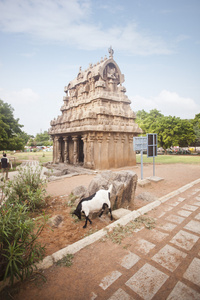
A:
<box><xmin>90</xmin><ymin>184</ymin><xmax>200</xmax><ymax>300</ymax></box>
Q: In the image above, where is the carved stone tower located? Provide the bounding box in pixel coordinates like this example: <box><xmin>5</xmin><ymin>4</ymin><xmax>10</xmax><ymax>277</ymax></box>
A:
<box><xmin>49</xmin><ymin>48</ymin><xmax>142</xmax><ymax>169</ymax></box>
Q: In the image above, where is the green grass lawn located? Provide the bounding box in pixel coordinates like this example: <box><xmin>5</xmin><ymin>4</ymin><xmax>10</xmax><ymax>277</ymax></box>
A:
<box><xmin>4</xmin><ymin>151</ymin><xmax>53</xmax><ymax>165</ymax></box>
<box><xmin>136</xmin><ymin>154</ymin><xmax>200</xmax><ymax>164</ymax></box>
<box><xmin>2</xmin><ymin>151</ymin><xmax>200</xmax><ymax>166</ymax></box>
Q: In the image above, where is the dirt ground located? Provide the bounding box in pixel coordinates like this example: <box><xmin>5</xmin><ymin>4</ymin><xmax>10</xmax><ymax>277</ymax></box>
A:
<box><xmin>36</xmin><ymin>163</ymin><xmax>200</xmax><ymax>257</ymax></box>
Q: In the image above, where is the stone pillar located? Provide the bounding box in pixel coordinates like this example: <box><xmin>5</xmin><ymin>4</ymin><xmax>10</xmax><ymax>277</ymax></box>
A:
<box><xmin>54</xmin><ymin>136</ymin><xmax>60</xmax><ymax>164</ymax></box>
<box><xmin>106</xmin><ymin>133</ymin><xmax>111</xmax><ymax>168</ymax></box>
<box><xmin>72</xmin><ymin>135</ymin><xmax>78</xmax><ymax>165</ymax></box>
<box><xmin>128</xmin><ymin>134</ymin><xmax>134</xmax><ymax>165</ymax></box>
<box><xmin>114</xmin><ymin>133</ymin><xmax>120</xmax><ymax>168</ymax></box>
<box><xmin>52</xmin><ymin>136</ymin><xmax>56</xmax><ymax>164</ymax></box>
<box><xmin>121</xmin><ymin>134</ymin><xmax>126</xmax><ymax>166</ymax></box>
<box><xmin>97</xmin><ymin>133</ymin><xmax>103</xmax><ymax>168</ymax></box>
<box><xmin>88</xmin><ymin>133</ymin><xmax>95</xmax><ymax>168</ymax></box>
<box><xmin>58</xmin><ymin>138</ymin><xmax>62</xmax><ymax>163</ymax></box>
<box><xmin>63</xmin><ymin>136</ymin><xmax>69</xmax><ymax>163</ymax></box>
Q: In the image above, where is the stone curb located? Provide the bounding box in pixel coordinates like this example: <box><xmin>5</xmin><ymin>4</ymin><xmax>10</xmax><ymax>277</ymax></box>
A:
<box><xmin>1</xmin><ymin>177</ymin><xmax>200</xmax><ymax>291</ymax></box>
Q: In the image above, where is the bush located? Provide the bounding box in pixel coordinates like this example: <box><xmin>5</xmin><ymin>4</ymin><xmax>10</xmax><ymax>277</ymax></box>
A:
<box><xmin>3</xmin><ymin>165</ymin><xmax>46</xmax><ymax>211</ymax></box>
<box><xmin>0</xmin><ymin>202</ymin><xmax>47</xmax><ymax>285</ymax></box>
<box><xmin>0</xmin><ymin>166</ymin><xmax>48</xmax><ymax>285</ymax></box>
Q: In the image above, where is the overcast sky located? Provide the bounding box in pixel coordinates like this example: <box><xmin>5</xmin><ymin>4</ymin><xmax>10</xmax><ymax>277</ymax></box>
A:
<box><xmin>0</xmin><ymin>0</ymin><xmax>199</xmax><ymax>136</ymax></box>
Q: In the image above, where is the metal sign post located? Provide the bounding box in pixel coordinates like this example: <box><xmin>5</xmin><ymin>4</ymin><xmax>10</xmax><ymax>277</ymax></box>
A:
<box><xmin>133</xmin><ymin>136</ymin><xmax>147</xmax><ymax>180</ymax></box>
<box><xmin>134</xmin><ymin>134</ymin><xmax>161</xmax><ymax>182</ymax></box>
<box><xmin>147</xmin><ymin>133</ymin><xmax>157</xmax><ymax>177</ymax></box>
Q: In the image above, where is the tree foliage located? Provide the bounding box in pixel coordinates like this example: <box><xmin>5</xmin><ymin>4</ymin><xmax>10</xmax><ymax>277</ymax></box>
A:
<box><xmin>28</xmin><ymin>131</ymin><xmax>52</xmax><ymax>147</ymax></box>
<box><xmin>0</xmin><ymin>99</ymin><xmax>31</xmax><ymax>150</ymax></box>
<box><xmin>191</xmin><ymin>113</ymin><xmax>200</xmax><ymax>146</ymax></box>
<box><xmin>136</xmin><ymin>109</ymin><xmax>196</xmax><ymax>150</ymax></box>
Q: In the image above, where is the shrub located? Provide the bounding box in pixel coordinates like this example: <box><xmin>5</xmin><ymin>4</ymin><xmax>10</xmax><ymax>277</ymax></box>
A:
<box><xmin>3</xmin><ymin>165</ymin><xmax>46</xmax><ymax>211</ymax></box>
<box><xmin>0</xmin><ymin>165</ymin><xmax>48</xmax><ymax>285</ymax></box>
<box><xmin>0</xmin><ymin>202</ymin><xmax>47</xmax><ymax>285</ymax></box>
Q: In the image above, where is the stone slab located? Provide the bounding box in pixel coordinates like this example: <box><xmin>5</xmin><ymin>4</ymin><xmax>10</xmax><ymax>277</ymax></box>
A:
<box><xmin>120</xmin><ymin>252</ymin><xmax>140</xmax><ymax>269</ymax></box>
<box><xmin>177</xmin><ymin>197</ymin><xmax>186</xmax><ymax>202</ymax></box>
<box><xmin>195</xmin><ymin>213</ymin><xmax>200</xmax><ymax>220</ymax></box>
<box><xmin>147</xmin><ymin>229</ymin><xmax>169</xmax><ymax>242</ymax></box>
<box><xmin>165</xmin><ymin>214</ymin><xmax>185</xmax><ymax>224</ymax></box>
<box><xmin>167</xmin><ymin>281</ymin><xmax>200</xmax><ymax>300</ymax></box>
<box><xmin>184</xmin><ymin>220</ymin><xmax>200</xmax><ymax>234</ymax></box>
<box><xmin>99</xmin><ymin>271</ymin><xmax>122</xmax><ymax>290</ymax></box>
<box><xmin>112</xmin><ymin>208</ymin><xmax>132</xmax><ymax>220</ymax></box>
<box><xmin>158</xmin><ymin>222</ymin><xmax>177</xmax><ymax>232</ymax></box>
<box><xmin>170</xmin><ymin>230</ymin><xmax>199</xmax><ymax>251</ymax></box>
<box><xmin>138</xmin><ymin>179</ymin><xmax>151</xmax><ymax>187</ymax></box>
<box><xmin>107</xmin><ymin>288</ymin><xmax>134</xmax><ymax>300</ymax></box>
<box><xmin>152</xmin><ymin>244</ymin><xmax>187</xmax><ymax>272</ymax></box>
<box><xmin>125</xmin><ymin>263</ymin><xmax>168</xmax><ymax>300</ymax></box>
<box><xmin>134</xmin><ymin>239</ymin><xmax>155</xmax><ymax>255</ymax></box>
<box><xmin>177</xmin><ymin>210</ymin><xmax>192</xmax><ymax>217</ymax></box>
<box><xmin>147</xmin><ymin>176</ymin><xmax>164</xmax><ymax>182</ymax></box>
<box><xmin>182</xmin><ymin>204</ymin><xmax>199</xmax><ymax>211</ymax></box>
<box><xmin>183</xmin><ymin>257</ymin><xmax>200</xmax><ymax>287</ymax></box>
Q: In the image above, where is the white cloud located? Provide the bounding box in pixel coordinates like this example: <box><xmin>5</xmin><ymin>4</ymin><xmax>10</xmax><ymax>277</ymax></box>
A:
<box><xmin>0</xmin><ymin>0</ymin><xmax>173</xmax><ymax>55</ymax></box>
<box><xmin>0</xmin><ymin>87</ymin><xmax>40</xmax><ymax>105</ymax></box>
<box><xmin>130</xmin><ymin>90</ymin><xmax>200</xmax><ymax>119</ymax></box>
<box><xmin>0</xmin><ymin>87</ymin><xmax>42</xmax><ymax>135</ymax></box>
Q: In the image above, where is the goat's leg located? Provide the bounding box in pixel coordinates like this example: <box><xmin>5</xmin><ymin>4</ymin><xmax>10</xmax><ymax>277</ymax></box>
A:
<box><xmin>109</xmin><ymin>208</ymin><xmax>113</xmax><ymax>220</ymax></box>
<box><xmin>99</xmin><ymin>210</ymin><xmax>104</xmax><ymax>218</ymax></box>
<box><xmin>99</xmin><ymin>203</ymin><xmax>108</xmax><ymax>218</ymax></box>
<box><xmin>83</xmin><ymin>216</ymin><xmax>92</xmax><ymax>228</ymax></box>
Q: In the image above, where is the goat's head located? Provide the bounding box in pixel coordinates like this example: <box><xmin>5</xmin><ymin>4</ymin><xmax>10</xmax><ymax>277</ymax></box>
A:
<box><xmin>73</xmin><ymin>208</ymin><xmax>82</xmax><ymax>220</ymax></box>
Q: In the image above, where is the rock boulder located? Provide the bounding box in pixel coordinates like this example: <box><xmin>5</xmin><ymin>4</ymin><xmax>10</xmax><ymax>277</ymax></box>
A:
<box><xmin>72</xmin><ymin>170</ymin><xmax>138</xmax><ymax>210</ymax></box>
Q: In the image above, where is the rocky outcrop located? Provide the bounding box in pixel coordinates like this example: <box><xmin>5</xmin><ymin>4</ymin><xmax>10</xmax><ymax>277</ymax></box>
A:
<box><xmin>47</xmin><ymin>215</ymin><xmax>63</xmax><ymax>228</ymax></box>
<box><xmin>72</xmin><ymin>170</ymin><xmax>138</xmax><ymax>210</ymax></box>
<box><xmin>72</xmin><ymin>185</ymin><xmax>87</xmax><ymax>199</ymax></box>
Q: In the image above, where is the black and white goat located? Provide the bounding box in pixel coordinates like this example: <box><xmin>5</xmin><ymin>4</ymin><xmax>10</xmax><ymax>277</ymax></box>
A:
<box><xmin>73</xmin><ymin>185</ymin><xmax>113</xmax><ymax>228</ymax></box>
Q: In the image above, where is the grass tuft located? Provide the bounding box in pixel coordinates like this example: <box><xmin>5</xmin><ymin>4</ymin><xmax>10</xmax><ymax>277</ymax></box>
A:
<box><xmin>56</xmin><ymin>254</ymin><xmax>74</xmax><ymax>267</ymax></box>
<box><xmin>103</xmin><ymin>216</ymin><xmax>155</xmax><ymax>244</ymax></box>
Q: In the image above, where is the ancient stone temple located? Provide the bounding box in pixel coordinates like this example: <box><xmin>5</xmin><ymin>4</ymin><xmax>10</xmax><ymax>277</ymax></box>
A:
<box><xmin>49</xmin><ymin>48</ymin><xmax>142</xmax><ymax>169</ymax></box>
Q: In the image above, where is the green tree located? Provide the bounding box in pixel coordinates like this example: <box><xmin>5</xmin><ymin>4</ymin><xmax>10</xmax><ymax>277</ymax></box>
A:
<box><xmin>27</xmin><ymin>138</ymin><xmax>36</xmax><ymax>147</ymax></box>
<box><xmin>177</xmin><ymin>119</ymin><xmax>196</xmax><ymax>147</ymax></box>
<box><xmin>35</xmin><ymin>131</ymin><xmax>50</xmax><ymax>142</ymax></box>
<box><xmin>192</xmin><ymin>113</ymin><xmax>200</xmax><ymax>147</ymax></box>
<box><xmin>136</xmin><ymin>109</ymin><xmax>163</xmax><ymax>134</ymax></box>
<box><xmin>34</xmin><ymin>131</ymin><xmax>52</xmax><ymax>146</ymax></box>
<box><xmin>136</xmin><ymin>109</ymin><xmax>196</xmax><ymax>150</ymax></box>
<box><xmin>0</xmin><ymin>99</ymin><xmax>26</xmax><ymax>150</ymax></box>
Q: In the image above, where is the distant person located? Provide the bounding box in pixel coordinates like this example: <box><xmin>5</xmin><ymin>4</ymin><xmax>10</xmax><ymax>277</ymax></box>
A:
<box><xmin>1</xmin><ymin>153</ymin><xmax>9</xmax><ymax>180</ymax></box>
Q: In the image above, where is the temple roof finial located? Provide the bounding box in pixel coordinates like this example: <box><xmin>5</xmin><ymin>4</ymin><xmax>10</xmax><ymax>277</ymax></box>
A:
<box><xmin>108</xmin><ymin>46</ymin><xmax>114</xmax><ymax>58</ymax></box>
